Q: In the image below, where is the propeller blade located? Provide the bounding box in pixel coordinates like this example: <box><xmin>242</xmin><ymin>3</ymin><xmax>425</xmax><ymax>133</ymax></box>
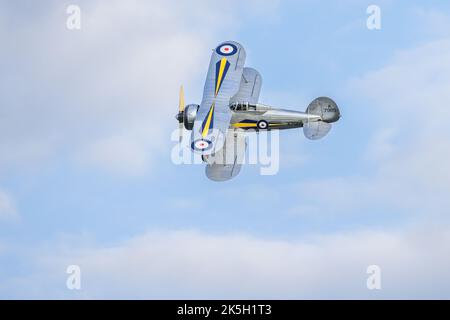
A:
<box><xmin>179</xmin><ymin>85</ymin><xmax>185</xmax><ymax>112</ymax></box>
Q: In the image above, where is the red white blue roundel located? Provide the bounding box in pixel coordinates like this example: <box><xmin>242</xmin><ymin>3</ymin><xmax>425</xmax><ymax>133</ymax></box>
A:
<box><xmin>216</xmin><ymin>43</ymin><xmax>237</xmax><ymax>56</ymax></box>
<box><xmin>191</xmin><ymin>139</ymin><xmax>212</xmax><ymax>152</ymax></box>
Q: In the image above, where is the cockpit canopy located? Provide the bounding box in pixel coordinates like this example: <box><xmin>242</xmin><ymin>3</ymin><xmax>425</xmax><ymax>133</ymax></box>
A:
<box><xmin>229</xmin><ymin>102</ymin><xmax>257</xmax><ymax>111</ymax></box>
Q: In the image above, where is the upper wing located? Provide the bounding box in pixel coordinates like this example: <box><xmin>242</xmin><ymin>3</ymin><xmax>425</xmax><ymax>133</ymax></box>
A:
<box><xmin>191</xmin><ymin>41</ymin><xmax>246</xmax><ymax>155</ymax></box>
<box><xmin>230</xmin><ymin>67</ymin><xmax>262</xmax><ymax>105</ymax></box>
<box><xmin>204</xmin><ymin>129</ymin><xmax>247</xmax><ymax>182</ymax></box>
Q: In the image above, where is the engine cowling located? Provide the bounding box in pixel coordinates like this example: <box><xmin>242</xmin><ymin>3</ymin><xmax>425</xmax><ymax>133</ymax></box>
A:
<box><xmin>306</xmin><ymin>97</ymin><xmax>340</xmax><ymax>123</ymax></box>
<box><xmin>183</xmin><ymin>104</ymin><xmax>199</xmax><ymax>130</ymax></box>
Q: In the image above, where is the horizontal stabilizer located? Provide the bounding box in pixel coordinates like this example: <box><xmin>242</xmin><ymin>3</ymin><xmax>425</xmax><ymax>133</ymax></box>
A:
<box><xmin>303</xmin><ymin>121</ymin><xmax>332</xmax><ymax>140</ymax></box>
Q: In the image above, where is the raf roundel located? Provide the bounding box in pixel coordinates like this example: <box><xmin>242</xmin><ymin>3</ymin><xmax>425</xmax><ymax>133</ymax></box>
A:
<box><xmin>216</xmin><ymin>43</ymin><xmax>237</xmax><ymax>56</ymax></box>
<box><xmin>192</xmin><ymin>139</ymin><xmax>213</xmax><ymax>152</ymax></box>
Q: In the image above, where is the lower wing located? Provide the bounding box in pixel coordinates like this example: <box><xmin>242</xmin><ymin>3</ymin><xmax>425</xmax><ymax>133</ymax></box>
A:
<box><xmin>204</xmin><ymin>129</ymin><xmax>247</xmax><ymax>182</ymax></box>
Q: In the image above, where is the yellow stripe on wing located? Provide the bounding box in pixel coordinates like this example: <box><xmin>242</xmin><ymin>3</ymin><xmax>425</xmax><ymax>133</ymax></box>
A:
<box><xmin>201</xmin><ymin>103</ymin><xmax>215</xmax><ymax>138</ymax></box>
<box><xmin>215</xmin><ymin>58</ymin><xmax>228</xmax><ymax>96</ymax></box>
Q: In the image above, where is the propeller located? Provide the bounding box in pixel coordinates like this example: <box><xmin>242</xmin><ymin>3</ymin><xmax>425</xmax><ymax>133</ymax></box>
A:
<box><xmin>176</xmin><ymin>85</ymin><xmax>185</xmax><ymax>142</ymax></box>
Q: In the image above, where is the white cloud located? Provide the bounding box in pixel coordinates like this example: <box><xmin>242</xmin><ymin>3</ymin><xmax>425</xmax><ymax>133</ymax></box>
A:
<box><xmin>353</xmin><ymin>38</ymin><xmax>450</xmax><ymax>124</ymax></box>
<box><xmin>0</xmin><ymin>1</ymin><xmax>210</xmax><ymax>174</ymax></box>
<box><xmin>0</xmin><ymin>1</ymin><xmax>280</xmax><ymax>175</ymax></box>
<box><xmin>410</xmin><ymin>7</ymin><xmax>450</xmax><ymax>39</ymax></box>
<box><xmin>75</xmin><ymin>129</ymin><xmax>158</xmax><ymax>176</ymax></box>
<box><xmin>364</xmin><ymin>127</ymin><xmax>397</xmax><ymax>163</ymax></box>
<box><xmin>355</xmin><ymin>37</ymin><xmax>450</xmax><ymax>206</ymax></box>
<box><xmin>2</xmin><ymin>227</ymin><xmax>450</xmax><ymax>299</ymax></box>
<box><xmin>290</xmin><ymin>37</ymin><xmax>450</xmax><ymax>219</ymax></box>
<box><xmin>0</xmin><ymin>190</ymin><xmax>18</xmax><ymax>222</ymax></box>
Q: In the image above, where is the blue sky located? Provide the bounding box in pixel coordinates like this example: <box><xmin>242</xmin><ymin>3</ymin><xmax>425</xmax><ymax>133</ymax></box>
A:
<box><xmin>1</xmin><ymin>0</ymin><xmax>450</xmax><ymax>299</ymax></box>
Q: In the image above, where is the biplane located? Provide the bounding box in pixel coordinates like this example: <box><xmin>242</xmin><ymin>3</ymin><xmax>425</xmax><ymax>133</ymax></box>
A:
<box><xmin>176</xmin><ymin>41</ymin><xmax>340</xmax><ymax>181</ymax></box>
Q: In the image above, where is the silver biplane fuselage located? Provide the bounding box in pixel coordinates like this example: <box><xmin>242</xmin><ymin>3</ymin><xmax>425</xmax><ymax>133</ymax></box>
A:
<box><xmin>229</xmin><ymin>102</ymin><xmax>321</xmax><ymax>130</ymax></box>
<box><xmin>176</xmin><ymin>41</ymin><xmax>340</xmax><ymax>181</ymax></box>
